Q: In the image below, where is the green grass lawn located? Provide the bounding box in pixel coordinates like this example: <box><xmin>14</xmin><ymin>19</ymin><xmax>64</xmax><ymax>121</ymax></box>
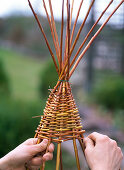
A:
<box><xmin>0</xmin><ymin>47</ymin><xmax>45</xmax><ymax>101</ymax></box>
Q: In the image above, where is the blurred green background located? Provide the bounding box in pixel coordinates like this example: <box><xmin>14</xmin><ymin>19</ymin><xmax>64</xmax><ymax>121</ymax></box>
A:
<box><xmin>0</xmin><ymin>0</ymin><xmax>124</xmax><ymax>169</ymax></box>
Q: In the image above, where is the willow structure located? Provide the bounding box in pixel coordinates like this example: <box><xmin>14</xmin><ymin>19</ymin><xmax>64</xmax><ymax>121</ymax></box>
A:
<box><xmin>27</xmin><ymin>0</ymin><xmax>123</xmax><ymax>169</ymax></box>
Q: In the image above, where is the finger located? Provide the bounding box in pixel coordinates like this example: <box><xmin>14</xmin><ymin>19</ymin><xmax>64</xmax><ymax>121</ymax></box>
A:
<box><xmin>29</xmin><ymin>165</ymin><xmax>40</xmax><ymax>170</ymax></box>
<box><xmin>117</xmin><ymin>147</ymin><xmax>123</xmax><ymax>160</ymax></box>
<box><xmin>110</xmin><ymin>139</ymin><xmax>117</xmax><ymax>147</ymax></box>
<box><xmin>42</xmin><ymin>152</ymin><xmax>53</xmax><ymax>161</ymax></box>
<box><xmin>23</xmin><ymin>138</ymin><xmax>38</xmax><ymax>145</ymax></box>
<box><xmin>31</xmin><ymin>139</ymin><xmax>48</xmax><ymax>155</ymax></box>
<box><xmin>48</xmin><ymin>143</ymin><xmax>54</xmax><ymax>153</ymax></box>
<box><xmin>26</xmin><ymin>162</ymin><xmax>40</xmax><ymax>170</ymax></box>
<box><xmin>83</xmin><ymin>137</ymin><xmax>94</xmax><ymax>149</ymax></box>
<box><xmin>88</xmin><ymin>132</ymin><xmax>108</xmax><ymax>143</ymax></box>
<box><xmin>30</xmin><ymin>156</ymin><xmax>43</xmax><ymax>166</ymax></box>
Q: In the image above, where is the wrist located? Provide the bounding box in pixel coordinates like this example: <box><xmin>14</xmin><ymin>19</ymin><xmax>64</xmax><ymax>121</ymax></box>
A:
<box><xmin>0</xmin><ymin>155</ymin><xmax>12</xmax><ymax>170</ymax></box>
<box><xmin>0</xmin><ymin>156</ymin><xmax>25</xmax><ymax>170</ymax></box>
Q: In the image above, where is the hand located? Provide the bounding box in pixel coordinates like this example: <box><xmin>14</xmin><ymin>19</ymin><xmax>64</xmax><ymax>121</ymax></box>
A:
<box><xmin>0</xmin><ymin>138</ymin><xmax>54</xmax><ymax>170</ymax></box>
<box><xmin>83</xmin><ymin>132</ymin><xmax>123</xmax><ymax>170</ymax></box>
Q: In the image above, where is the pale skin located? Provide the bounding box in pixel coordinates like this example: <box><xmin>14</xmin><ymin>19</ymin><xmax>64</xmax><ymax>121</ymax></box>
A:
<box><xmin>0</xmin><ymin>133</ymin><xmax>123</xmax><ymax>170</ymax></box>
<box><xmin>0</xmin><ymin>138</ymin><xmax>54</xmax><ymax>170</ymax></box>
<box><xmin>83</xmin><ymin>132</ymin><xmax>123</xmax><ymax>170</ymax></box>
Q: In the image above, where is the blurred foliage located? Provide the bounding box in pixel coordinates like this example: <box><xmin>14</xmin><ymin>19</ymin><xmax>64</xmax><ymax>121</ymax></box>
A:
<box><xmin>93</xmin><ymin>76</ymin><xmax>124</xmax><ymax>109</ymax></box>
<box><xmin>100</xmin><ymin>26</ymin><xmax>124</xmax><ymax>44</ymax></box>
<box><xmin>0</xmin><ymin>16</ymin><xmax>60</xmax><ymax>56</ymax></box>
<box><xmin>113</xmin><ymin>110</ymin><xmax>124</xmax><ymax>131</ymax></box>
<box><xmin>39</xmin><ymin>60</ymin><xmax>58</xmax><ymax>99</ymax></box>
<box><xmin>0</xmin><ymin>59</ymin><xmax>10</xmax><ymax>96</ymax></box>
<box><xmin>0</xmin><ymin>47</ymin><xmax>43</xmax><ymax>156</ymax></box>
<box><xmin>0</xmin><ymin>98</ymin><xmax>42</xmax><ymax>157</ymax></box>
<box><xmin>0</xmin><ymin>47</ymin><xmax>43</xmax><ymax>101</ymax></box>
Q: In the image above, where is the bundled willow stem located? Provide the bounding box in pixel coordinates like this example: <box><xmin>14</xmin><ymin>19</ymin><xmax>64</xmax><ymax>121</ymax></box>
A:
<box><xmin>28</xmin><ymin>0</ymin><xmax>123</xmax><ymax>79</ymax></box>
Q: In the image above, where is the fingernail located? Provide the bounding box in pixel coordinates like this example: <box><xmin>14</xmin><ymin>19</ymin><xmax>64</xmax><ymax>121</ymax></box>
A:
<box><xmin>44</xmin><ymin>155</ymin><xmax>49</xmax><ymax>161</ymax></box>
<box><xmin>42</xmin><ymin>139</ymin><xmax>48</xmax><ymax>144</ymax></box>
<box><xmin>49</xmin><ymin>143</ymin><xmax>54</xmax><ymax>152</ymax></box>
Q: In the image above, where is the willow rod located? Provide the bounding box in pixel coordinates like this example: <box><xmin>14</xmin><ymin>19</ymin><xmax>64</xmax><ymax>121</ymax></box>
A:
<box><xmin>63</xmin><ymin>1</ymin><xmax>70</xmax><ymax>73</ymax></box>
<box><xmin>48</xmin><ymin>0</ymin><xmax>60</xmax><ymax>61</ymax></box>
<box><xmin>59</xmin><ymin>0</ymin><xmax>88</xmax><ymax>78</ymax></box>
<box><xmin>70</xmin><ymin>0</ymin><xmax>114</xmax><ymax>68</ymax></box>
<box><xmin>60</xmin><ymin>0</ymin><xmax>64</xmax><ymax>74</ymax></box>
<box><xmin>42</xmin><ymin>0</ymin><xmax>59</xmax><ymax>63</ymax></box>
<box><xmin>28</xmin><ymin>0</ymin><xmax>59</xmax><ymax>74</ymax></box>
<box><xmin>70</xmin><ymin>0</ymin><xmax>74</xmax><ymax>29</ymax></box>
<box><xmin>63</xmin><ymin>1</ymin><xmax>69</xmax><ymax>68</ymax></box>
<box><xmin>70</xmin><ymin>0</ymin><xmax>84</xmax><ymax>46</ymax></box>
<box><xmin>52</xmin><ymin>74</ymin><xmax>65</xmax><ymax>93</ymax></box>
<box><xmin>56</xmin><ymin>143</ymin><xmax>61</xmax><ymax>170</ymax></box>
<box><xmin>63</xmin><ymin>0</ymin><xmax>70</xmax><ymax>74</ymax></box>
<box><xmin>67</xmin><ymin>0</ymin><xmax>70</xmax><ymax>80</ymax></box>
<box><xmin>60</xmin><ymin>148</ymin><xmax>63</xmax><ymax>170</ymax></box>
<box><xmin>63</xmin><ymin>24</ymin><xmax>68</xmax><ymax>67</ymax></box>
<box><xmin>73</xmin><ymin>138</ymin><xmax>81</xmax><ymax>170</ymax></box>
<box><xmin>41</xmin><ymin>139</ymin><xmax>51</xmax><ymax>170</ymax></box>
<box><xmin>78</xmin><ymin>138</ymin><xmax>90</xmax><ymax>170</ymax></box>
<box><xmin>59</xmin><ymin>0</ymin><xmax>114</xmax><ymax>78</ymax></box>
<box><xmin>70</xmin><ymin>0</ymin><xmax>95</xmax><ymax>56</ymax></box>
<box><xmin>69</xmin><ymin>0</ymin><xmax>124</xmax><ymax>78</ymax></box>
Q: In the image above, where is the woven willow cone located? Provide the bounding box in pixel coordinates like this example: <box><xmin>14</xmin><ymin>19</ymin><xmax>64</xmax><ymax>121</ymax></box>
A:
<box><xmin>35</xmin><ymin>81</ymin><xmax>84</xmax><ymax>142</ymax></box>
<box><xmin>35</xmin><ymin>81</ymin><xmax>85</xmax><ymax>170</ymax></box>
<box><xmin>27</xmin><ymin>0</ymin><xmax>123</xmax><ymax>169</ymax></box>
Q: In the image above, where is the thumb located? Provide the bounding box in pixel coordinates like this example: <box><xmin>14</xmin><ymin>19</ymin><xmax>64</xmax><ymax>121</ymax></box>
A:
<box><xmin>83</xmin><ymin>137</ymin><xmax>94</xmax><ymax>150</ymax></box>
<box><xmin>30</xmin><ymin>139</ymin><xmax>48</xmax><ymax>155</ymax></box>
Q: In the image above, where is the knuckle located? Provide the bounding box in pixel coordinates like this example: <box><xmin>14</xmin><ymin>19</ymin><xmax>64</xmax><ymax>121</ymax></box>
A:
<box><xmin>99</xmin><ymin>135</ymin><xmax>109</xmax><ymax>142</ymax></box>
<box><xmin>111</xmin><ymin>140</ymin><xmax>117</xmax><ymax>147</ymax></box>
<box><xmin>34</xmin><ymin>144</ymin><xmax>46</xmax><ymax>153</ymax></box>
<box><xmin>104</xmin><ymin>135</ymin><xmax>109</xmax><ymax>140</ymax></box>
<box><xmin>92</xmin><ymin>132</ymin><xmax>98</xmax><ymax>136</ymax></box>
<box><xmin>118</xmin><ymin>147</ymin><xmax>121</xmax><ymax>152</ymax></box>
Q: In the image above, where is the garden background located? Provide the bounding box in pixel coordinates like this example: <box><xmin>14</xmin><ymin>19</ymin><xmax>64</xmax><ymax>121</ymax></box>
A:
<box><xmin>0</xmin><ymin>0</ymin><xmax>124</xmax><ymax>169</ymax></box>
